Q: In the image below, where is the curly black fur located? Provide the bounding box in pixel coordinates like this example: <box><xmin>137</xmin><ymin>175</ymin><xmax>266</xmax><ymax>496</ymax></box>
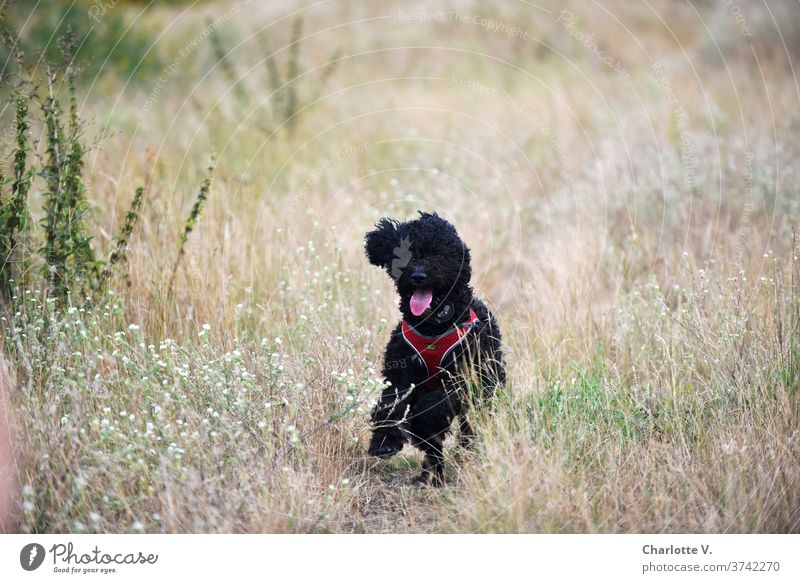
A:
<box><xmin>365</xmin><ymin>212</ymin><xmax>506</xmax><ymax>486</ymax></box>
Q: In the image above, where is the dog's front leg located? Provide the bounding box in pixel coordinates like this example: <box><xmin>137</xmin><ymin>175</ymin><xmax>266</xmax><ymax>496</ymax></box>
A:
<box><xmin>368</xmin><ymin>379</ymin><xmax>410</xmax><ymax>459</ymax></box>
<box><xmin>407</xmin><ymin>389</ymin><xmax>459</xmax><ymax>486</ymax></box>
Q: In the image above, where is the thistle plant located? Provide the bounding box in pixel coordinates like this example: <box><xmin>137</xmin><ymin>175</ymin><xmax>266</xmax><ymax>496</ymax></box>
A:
<box><xmin>210</xmin><ymin>22</ymin><xmax>248</xmax><ymax>104</ymax></box>
<box><xmin>40</xmin><ymin>65</ymin><xmax>95</xmax><ymax>300</ymax></box>
<box><xmin>0</xmin><ymin>27</ymin><xmax>148</xmax><ymax>310</ymax></box>
<box><xmin>259</xmin><ymin>16</ymin><xmax>340</xmax><ymax>135</ymax></box>
<box><xmin>62</xmin><ymin>35</ymin><xmax>97</xmax><ymax>289</ymax></box>
<box><xmin>0</xmin><ymin>90</ymin><xmax>33</xmax><ymax>301</ymax></box>
<box><xmin>40</xmin><ymin>66</ymin><xmax>69</xmax><ymax>299</ymax></box>
<box><xmin>282</xmin><ymin>16</ymin><xmax>302</xmax><ymax>132</ymax></box>
<box><xmin>168</xmin><ymin>162</ymin><xmax>215</xmax><ymax>297</ymax></box>
<box><xmin>99</xmin><ymin>186</ymin><xmax>146</xmax><ymax>290</ymax></box>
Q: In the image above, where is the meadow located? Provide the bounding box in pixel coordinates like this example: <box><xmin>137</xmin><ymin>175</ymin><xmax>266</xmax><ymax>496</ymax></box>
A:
<box><xmin>1</xmin><ymin>0</ymin><xmax>799</xmax><ymax>533</ymax></box>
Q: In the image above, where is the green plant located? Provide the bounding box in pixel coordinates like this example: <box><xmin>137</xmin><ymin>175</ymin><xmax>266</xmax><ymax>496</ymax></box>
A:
<box><xmin>0</xmin><ymin>1</ymin><xmax>164</xmax><ymax>82</ymax></box>
<box><xmin>260</xmin><ymin>16</ymin><xmax>341</xmax><ymax>134</ymax></box>
<box><xmin>207</xmin><ymin>15</ymin><xmax>341</xmax><ymax>137</ymax></box>
<box><xmin>99</xmin><ymin>186</ymin><xmax>146</xmax><ymax>290</ymax></box>
<box><xmin>168</xmin><ymin>161</ymin><xmax>215</xmax><ymax>297</ymax></box>
<box><xmin>0</xmin><ymin>29</ymin><xmax>147</xmax><ymax>309</ymax></box>
<box><xmin>40</xmin><ymin>59</ymin><xmax>96</xmax><ymax>301</ymax></box>
<box><xmin>209</xmin><ymin>22</ymin><xmax>248</xmax><ymax>104</ymax></box>
<box><xmin>0</xmin><ymin>90</ymin><xmax>34</xmax><ymax>300</ymax></box>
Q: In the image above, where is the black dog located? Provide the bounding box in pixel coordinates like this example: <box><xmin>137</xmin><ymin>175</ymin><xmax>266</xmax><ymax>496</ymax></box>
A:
<box><xmin>365</xmin><ymin>212</ymin><xmax>505</xmax><ymax>485</ymax></box>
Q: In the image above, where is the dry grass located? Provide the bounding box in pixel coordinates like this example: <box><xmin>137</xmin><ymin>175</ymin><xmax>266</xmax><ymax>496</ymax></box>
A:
<box><xmin>2</xmin><ymin>0</ymin><xmax>799</xmax><ymax>532</ymax></box>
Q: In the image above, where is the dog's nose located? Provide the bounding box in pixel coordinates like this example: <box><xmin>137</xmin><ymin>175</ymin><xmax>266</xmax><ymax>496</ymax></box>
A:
<box><xmin>410</xmin><ymin>271</ymin><xmax>427</xmax><ymax>285</ymax></box>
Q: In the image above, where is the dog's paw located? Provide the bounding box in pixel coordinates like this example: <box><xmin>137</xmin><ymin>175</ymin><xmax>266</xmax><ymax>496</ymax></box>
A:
<box><xmin>410</xmin><ymin>471</ymin><xmax>430</xmax><ymax>487</ymax></box>
<box><xmin>458</xmin><ymin>433</ymin><xmax>476</xmax><ymax>450</ymax></box>
<box><xmin>411</xmin><ymin>470</ymin><xmax>445</xmax><ymax>488</ymax></box>
<box><xmin>368</xmin><ymin>433</ymin><xmax>404</xmax><ymax>459</ymax></box>
<box><xmin>370</xmin><ymin>444</ymin><xmax>402</xmax><ymax>459</ymax></box>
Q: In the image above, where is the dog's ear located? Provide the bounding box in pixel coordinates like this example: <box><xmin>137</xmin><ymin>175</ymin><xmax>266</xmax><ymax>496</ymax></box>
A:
<box><xmin>365</xmin><ymin>218</ymin><xmax>400</xmax><ymax>268</ymax></box>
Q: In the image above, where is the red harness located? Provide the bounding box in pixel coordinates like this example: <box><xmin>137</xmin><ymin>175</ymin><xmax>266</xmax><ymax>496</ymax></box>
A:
<box><xmin>400</xmin><ymin>309</ymin><xmax>479</xmax><ymax>389</ymax></box>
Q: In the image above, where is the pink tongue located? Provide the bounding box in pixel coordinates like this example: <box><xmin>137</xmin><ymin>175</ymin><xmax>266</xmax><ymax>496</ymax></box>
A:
<box><xmin>410</xmin><ymin>289</ymin><xmax>433</xmax><ymax>316</ymax></box>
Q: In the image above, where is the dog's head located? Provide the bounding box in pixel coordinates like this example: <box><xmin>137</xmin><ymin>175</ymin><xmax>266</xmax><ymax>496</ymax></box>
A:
<box><xmin>365</xmin><ymin>212</ymin><xmax>472</xmax><ymax>325</ymax></box>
